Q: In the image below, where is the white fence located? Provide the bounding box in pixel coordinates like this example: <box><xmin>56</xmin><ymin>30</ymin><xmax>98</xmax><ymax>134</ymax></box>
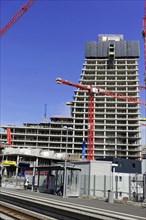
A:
<box><xmin>80</xmin><ymin>173</ymin><xmax>145</xmax><ymax>202</ymax></box>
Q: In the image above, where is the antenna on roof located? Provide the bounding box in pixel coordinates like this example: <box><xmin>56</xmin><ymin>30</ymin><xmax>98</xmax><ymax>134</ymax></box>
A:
<box><xmin>44</xmin><ymin>104</ymin><xmax>47</xmax><ymax>123</ymax></box>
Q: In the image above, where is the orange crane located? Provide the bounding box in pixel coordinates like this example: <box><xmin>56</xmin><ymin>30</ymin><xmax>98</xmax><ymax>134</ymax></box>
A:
<box><xmin>56</xmin><ymin>78</ymin><xmax>146</xmax><ymax>160</ymax></box>
<box><xmin>0</xmin><ymin>0</ymin><xmax>35</xmax><ymax>37</ymax></box>
<box><xmin>142</xmin><ymin>0</ymin><xmax>146</xmax><ymax>85</ymax></box>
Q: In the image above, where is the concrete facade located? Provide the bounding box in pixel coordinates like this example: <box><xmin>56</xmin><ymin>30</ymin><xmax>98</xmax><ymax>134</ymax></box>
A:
<box><xmin>72</xmin><ymin>160</ymin><xmax>143</xmax><ymax>201</ymax></box>
<box><xmin>0</xmin><ymin>34</ymin><xmax>142</xmax><ymax>160</ymax></box>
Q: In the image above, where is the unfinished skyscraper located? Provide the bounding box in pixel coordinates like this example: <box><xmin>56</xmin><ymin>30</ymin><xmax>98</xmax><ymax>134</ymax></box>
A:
<box><xmin>0</xmin><ymin>34</ymin><xmax>142</xmax><ymax>160</ymax></box>
<box><xmin>71</xmin><ymin>34</ymin><xmax>141</xmax><ymax>160</ymax></box>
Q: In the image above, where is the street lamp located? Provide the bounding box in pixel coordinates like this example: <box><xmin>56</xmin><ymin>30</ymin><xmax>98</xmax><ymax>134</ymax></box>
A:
<box><xmin>0</xmin><ymin>142</ymin><xmax>8</xmax><ymax>174</ymax></box>
<box><xmin>32</xmin><ymin>160</ymin><xmax>36</xmax><ymax>191</ymax></box>
<box><xmin>63</xmin><ymin>126</ymin><xmax>73</xmax><ymax>199</ymax></box>
<box><xmin>15</xmin><ymin>155</ymin><xmax>22</xmax><ymax>186</ymax></box>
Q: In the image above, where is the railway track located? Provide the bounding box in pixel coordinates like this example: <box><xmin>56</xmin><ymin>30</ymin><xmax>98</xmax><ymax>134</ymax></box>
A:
<box><xmin>1</xmin><ymin>201</ymin><xmax>36</xmax><ymax>220</ymax></box>
<box><xmin>0</xmin><ymin>188</ymin><xmax>146</xmax><ymax>220</ymax></box>
<box><xmin>1</xmin><ymin>201</ymin><xmax>57</xmax><ymax>220</ymax></box>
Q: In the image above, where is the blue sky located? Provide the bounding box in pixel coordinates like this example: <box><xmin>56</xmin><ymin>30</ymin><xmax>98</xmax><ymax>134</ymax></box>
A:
<box><xmin>0</xmin><ymin>0</ymin><xmax>146</xmax><ymax>143</ymax></box>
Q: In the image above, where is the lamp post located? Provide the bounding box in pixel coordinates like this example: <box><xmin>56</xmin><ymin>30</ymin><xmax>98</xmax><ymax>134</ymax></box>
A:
<box><xmin>32</xmin><ymin>161</ymin><xmax>36</xmax><ymax>191</ymax></box>
<box><xmin>0</xmin><ymin>142</ymin><xmax>9</xmax><ymax>176</ymax></box>
<box><xmin>15</xmin><ymin>155</ymin><xmax>22</xmax><ymax>186</ymax></box>
<box><xmin>63</xmin><ymin>126</ymin><xmax>72</xmax><ymax>199</ymax></box>
<box><xmin>108</xmin><ymin>163</ymin><xmax>118</xmax><ymax>203</ymax></box>
<box><xmin>1</xmin><ymin>143</ymin><xmax>5</xmax><ymax>176</ymax></box>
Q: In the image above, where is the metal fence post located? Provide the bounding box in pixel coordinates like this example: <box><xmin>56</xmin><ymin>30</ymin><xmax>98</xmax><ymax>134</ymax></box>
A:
<box><xmin>135</xmin><ymin>173</ymin><xmax>138</xmax><ymax>202</ymax></box>
<box><xmin>93</xmin><ymin>175</ymin><xmax>96</xmax><ymax>196</ymax></box>
<box><xmin>104</xmin><ymin>175</ymin><xmax>106</xmax><ymax>198</ymax></box>
<box><xmin>143</xmin><ymin>173</ymin><xmax>146</xmax><ymax>201</ymax></box>
<box><xmin>88</xmin><ymin>174</ymin><xmax>90</xmax><ymax>196</ymax></box>
<box><xmin>115</xmin><ymin>175</ymin><xmax>118</xmax><ymax>199</ymax></box>
<box><xmin>84</xmin><ymin>175</ymin><xmax>86</xmax><ymax>195</ymax></box>
<box><xmin>129</xmin><ymin>174</ymin><xmax>131</xmax><ymax>201</ymax></box>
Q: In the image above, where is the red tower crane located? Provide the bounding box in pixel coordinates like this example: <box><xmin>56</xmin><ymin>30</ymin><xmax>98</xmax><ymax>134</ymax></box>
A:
<box><xmin>142</xmin><ymin>0</ymin><xmax>146</xmax><ymax>85</ymax></box>
<box><xmin>56</xmin><ymin>78</ymin><xmax>146</xmax><ymax>160</ymax></box>
<box><xmin>6</xmin><ymin>128</ymin><xmax>12</xmax><ymax>146</ymax></box>
<box><xmin>0</xmin><ymin>0</ymin><xmax>36</xmax><ymax>37</ymax></box>
<box><xmin>142</xmin><ymin>0</ymin><xmax>146</xmax><ymax>142</ymax></box>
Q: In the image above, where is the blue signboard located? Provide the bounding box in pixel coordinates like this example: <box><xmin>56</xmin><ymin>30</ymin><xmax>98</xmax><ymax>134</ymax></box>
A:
<box><xmin>82</xmin><ymin>140</ymin><xmax>86</xmax><ymax>159</ymax></box>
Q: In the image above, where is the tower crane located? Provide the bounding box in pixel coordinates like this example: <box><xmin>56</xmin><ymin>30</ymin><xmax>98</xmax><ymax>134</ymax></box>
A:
<box><xmin>6</xmin><ymin>128</ymin><xmax>12</xmax><ymax>146</ymax></box>
<box><xmin>142</xmin><ymin>0</ymin><xmax>146</xmax><ymax>85</ymax></box>
<box><xmin>0</xmin><ymin>0</ymin><xmax>36</xmax><ymax>37</ymax></box>
<box><xmin>56</xmin><ymin>78</ymin><xmax>146</xmax><ymax>160</ymax></box>
<box><xmin>142</xmin><ymin>0</ymin><xmax>146</xmax><ymax>126</ymax></box>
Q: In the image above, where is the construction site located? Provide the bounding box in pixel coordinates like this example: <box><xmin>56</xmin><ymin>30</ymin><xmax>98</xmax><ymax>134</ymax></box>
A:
<box><xmin>0</xmin><ymin>0</ymin><xmax>146</xmax><ymax>206</ymax></box>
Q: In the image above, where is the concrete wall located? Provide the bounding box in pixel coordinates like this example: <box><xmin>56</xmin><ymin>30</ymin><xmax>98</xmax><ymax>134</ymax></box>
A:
<box><xmin>90</xmin><ymin>161</ymin><xmax>112</xmax><ymax>176</ymax></box>
<box><xmin>85</xmin><ymin>40</ymin><xmax>139</xmax><ymax>58</ymax></box>
<box><xmin>73</xmin><ymin>161</ymin><xmax>144</xmax><ymax>200</ymax></box>
<box><xmin>73</xmin><ymin>161</ymin><xmax>112</xmax><ymax>197</ymax></box>
<box><xmin>142</xmin><ymin>159</ymin><xmax>146</xmax><ymax>174</ymax></box>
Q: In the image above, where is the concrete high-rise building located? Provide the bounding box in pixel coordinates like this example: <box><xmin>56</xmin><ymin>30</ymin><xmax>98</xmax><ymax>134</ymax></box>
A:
<box><xmin>0</xmin><ymin>34</ymin><xmax>142</xmax><ymax>160</ymax></box>
<box><xmin>71</xmin><ymin>34</ymin><xmax>141</xmax><ymax>160</ymax></box>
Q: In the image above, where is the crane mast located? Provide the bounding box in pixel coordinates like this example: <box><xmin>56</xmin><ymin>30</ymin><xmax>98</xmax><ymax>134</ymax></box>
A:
<box><xmin>6</xmin><ymin>128</ymin><xmax>12</xmax><ymax>146</ymax></box>
<box><xmin>0</xmin><ymin>0</ymin><xmax>36</xmax><ymax>37</ymax></box>
<box><xmin>56</xmin><ymin>78</ymin><xmax>146</xmax><ymax>160</ymax></box>
<box><xmin>142</xmin><ymin>0</ymin><xmax>146</xmax><ymax>85</ymax></box>
<box><xmin>142</xmin><ymin>0</ymin><xmax>146</xmax><ymax>140</ymax></box>
<box><xmin>87</xmin><ymin>93</ymin><xmax>94</xmax><ymax>160</ymax></box>
<box><xmin>56</xmin><ymin>78</ymin><xmax>96</xmax><ymax>160</ymax></box>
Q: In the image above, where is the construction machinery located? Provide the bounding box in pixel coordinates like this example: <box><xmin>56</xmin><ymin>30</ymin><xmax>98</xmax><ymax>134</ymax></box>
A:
<box><xmin>0</xmin><ymin>0</ymin><xmax>36</xmax><ymax>37</ymax></box>
<box><xmin>56</xmin><ymin>78</ymin><xmax>146</xmax><ymax>160</ymax></box>
<box><xmin>142</xmin><ymin>0</ymin><xmax>146</xmax><ymax>127</ymax></box>
<box><xmin>142</xmin><ymin>0</ymin><xmax>146</xmax><ymax>85</ymax></box>
<box><xmin>6</xmin><ymin>128</ymin><xmax>12</xmax><ymax>146</ymax></box>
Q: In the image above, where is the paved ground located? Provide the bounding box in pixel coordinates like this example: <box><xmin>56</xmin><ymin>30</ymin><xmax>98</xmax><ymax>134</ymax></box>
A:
<box><xmin>1</xmin><ymin>181</ymin><xmax>23</xmax><ymax>189</ymax></box>
<box><xmin>1</xmin><ymin>186</ymin><xmax>146</xmax><ymax>219</ymax></box>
